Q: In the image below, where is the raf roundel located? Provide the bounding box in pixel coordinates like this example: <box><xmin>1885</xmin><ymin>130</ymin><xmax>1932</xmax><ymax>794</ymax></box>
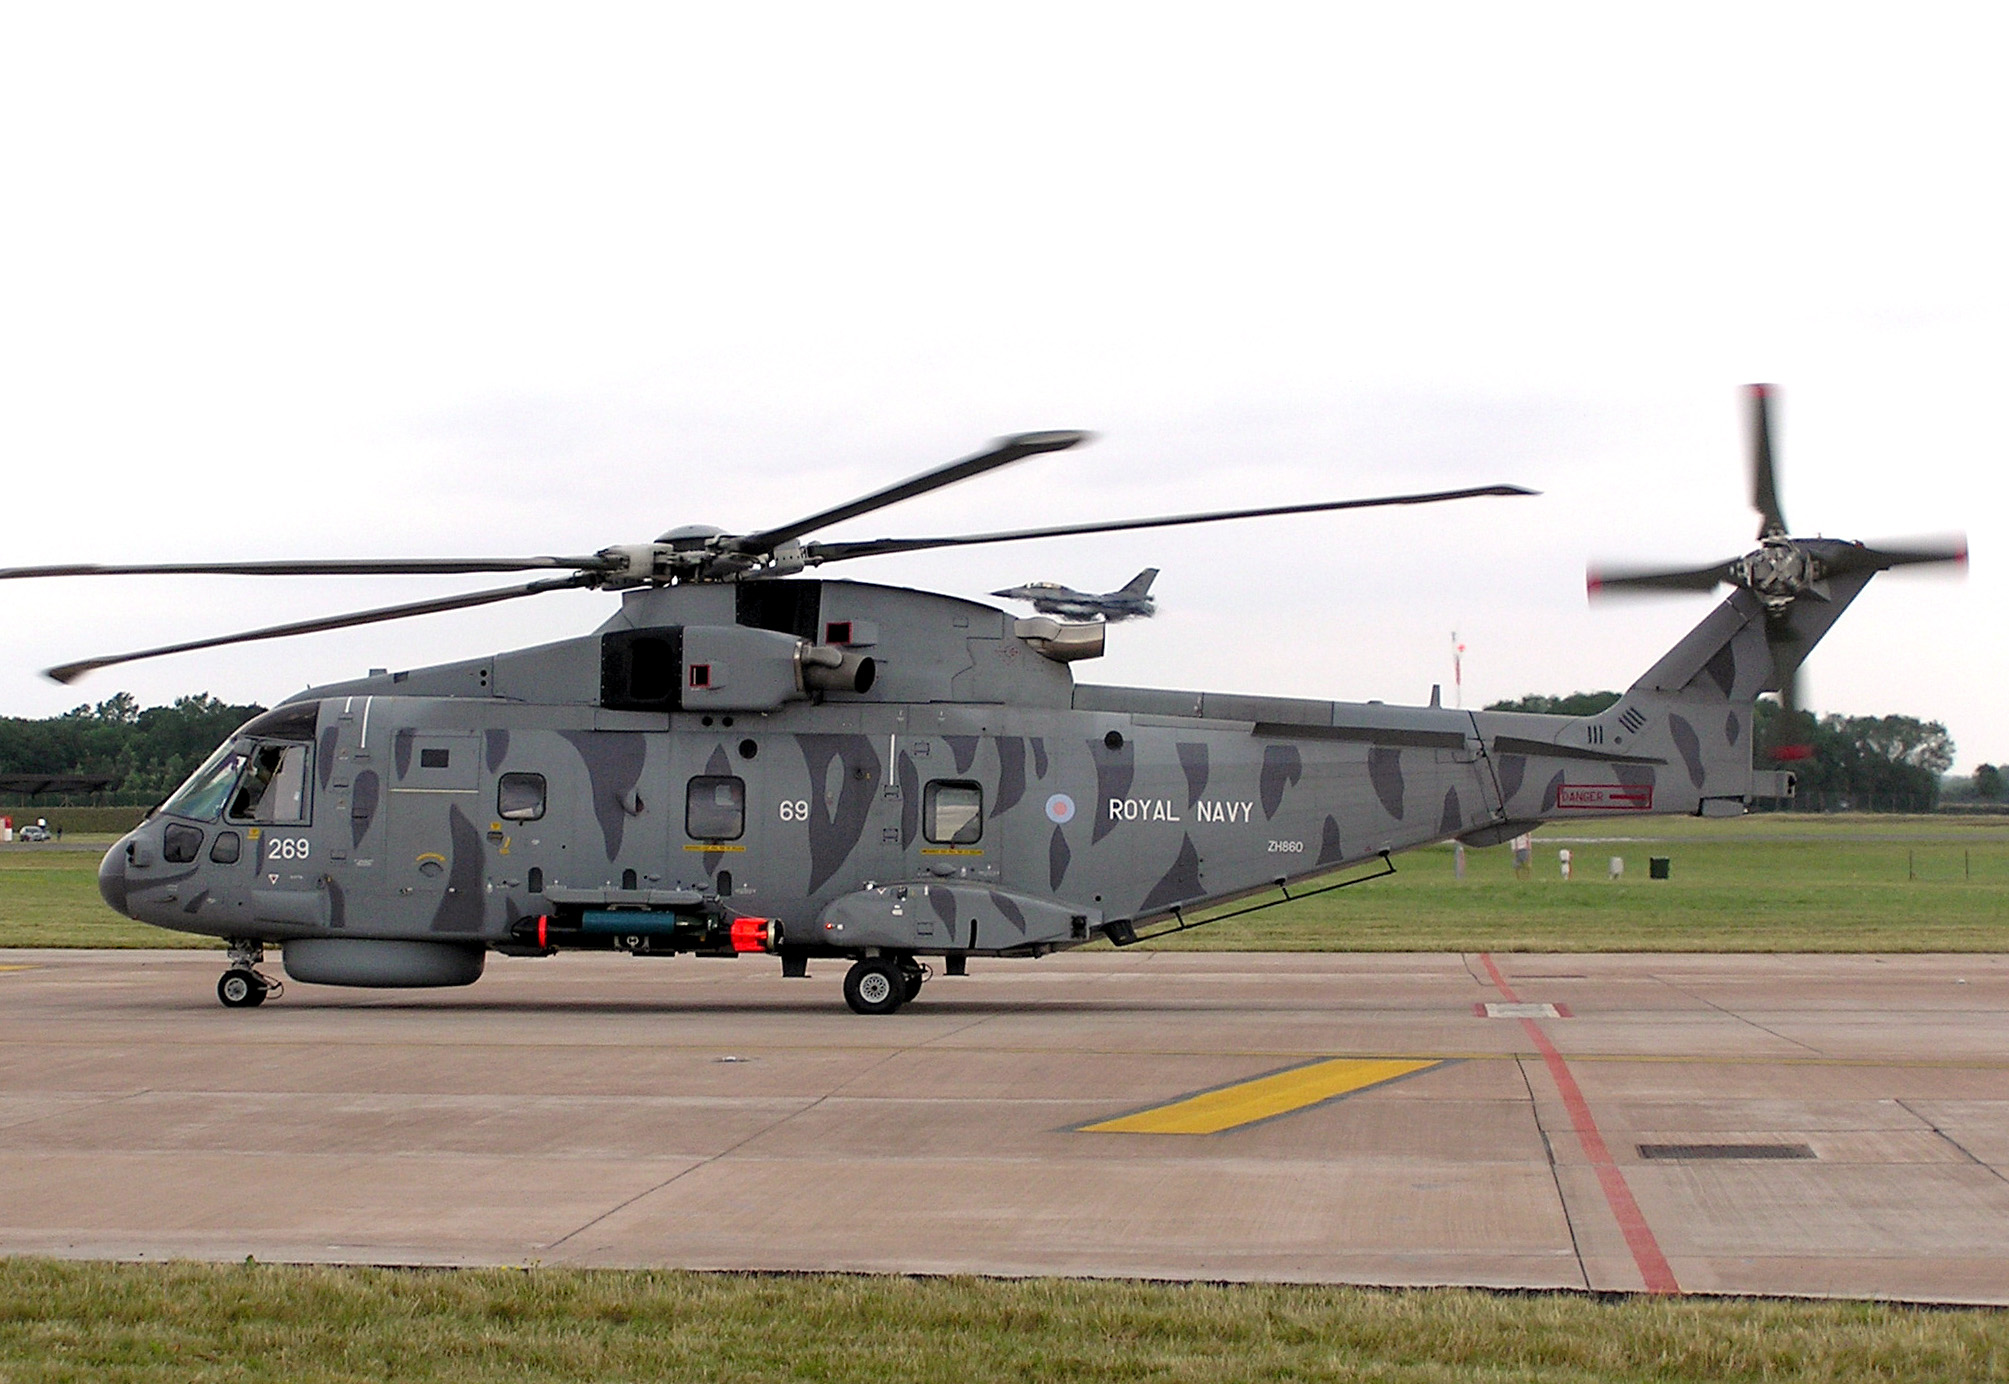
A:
<box><xmin>1045</xmin><ymin>793</ymin><xmax>1077</xmax><ymax>825</ymax></box>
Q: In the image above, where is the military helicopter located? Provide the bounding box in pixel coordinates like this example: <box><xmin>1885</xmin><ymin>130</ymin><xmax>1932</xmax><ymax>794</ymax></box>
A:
<box><xmin>5</xmin><ymin>390</ymin><xmax>1963</xmax><ymax>1014</ymax></box>
<box><xmin>992</xmin><ymin>568</ymin><xmax>1159</xmax><ymax>621</ymax></box>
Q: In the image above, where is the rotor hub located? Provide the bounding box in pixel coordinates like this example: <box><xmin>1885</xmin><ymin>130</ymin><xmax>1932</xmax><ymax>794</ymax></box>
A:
<box><xmin>1735</xmin><ymin>538</ymin><xmax>1819</xmax><ymax>608</ymax></box>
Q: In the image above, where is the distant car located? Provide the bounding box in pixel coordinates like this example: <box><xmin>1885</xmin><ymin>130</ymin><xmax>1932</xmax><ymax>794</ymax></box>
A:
<box><xmin>17</xmin><ymin>825</ymin><xmax>51</xmax><ymax>842</ymax></box>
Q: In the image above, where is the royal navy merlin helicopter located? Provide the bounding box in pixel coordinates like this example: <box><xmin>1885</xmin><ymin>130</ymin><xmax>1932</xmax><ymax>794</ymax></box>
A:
<box><xmin>5</xmin><ymin>388</ymin><xmax>1963</xmax><ymax>1014</ymax></box>
<box><xmin>992</xmin><ymin>568</ymin><xmax>1159</xmax><ymax>621</ymax></box>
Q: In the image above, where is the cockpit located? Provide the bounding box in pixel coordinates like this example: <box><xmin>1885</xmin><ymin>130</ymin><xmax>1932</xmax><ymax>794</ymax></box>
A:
<box><xmin>161</xmin><ymin>740</ymin><xmax>310</xmax><ymax>826</ymax></box>
<box><xmin>144</xmin><ymin>699</ymin><xmax>320</xmax><ymax>864</ymax></box>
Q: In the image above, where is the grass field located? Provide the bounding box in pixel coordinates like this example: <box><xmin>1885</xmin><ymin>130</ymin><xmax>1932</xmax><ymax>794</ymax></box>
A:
<box><xmin>7</xmin><ymin>814</ymin><xmax>2003</xmax><ymax>952</ymax></box>
<box><xmin>1128</xmin><ymin>812</ymin><xmax>2009</xmax><ymax>952</ymax></box>
<box><xmin>0</xmin><ymin>840</ymin><xmax>215</xmax><ymax>949</ymax></box>
<box><xmin>0</xmin><ymin>1259</ymin><xmax>2004</xmax><ymax>1384</ymax></box>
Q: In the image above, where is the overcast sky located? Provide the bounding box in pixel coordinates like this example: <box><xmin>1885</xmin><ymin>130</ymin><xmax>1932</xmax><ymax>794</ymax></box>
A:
<box><xmin>2</xmin><ymin>5</ymin><xmax>2002</xmax><ymax>771</ymax></box>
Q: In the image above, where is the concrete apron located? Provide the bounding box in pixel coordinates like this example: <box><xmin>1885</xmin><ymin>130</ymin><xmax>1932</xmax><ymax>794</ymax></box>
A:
<box><xmin>0</xmin><ymin>948</ymin><xmax>2004</xmax><ymax>1304</ymax></box>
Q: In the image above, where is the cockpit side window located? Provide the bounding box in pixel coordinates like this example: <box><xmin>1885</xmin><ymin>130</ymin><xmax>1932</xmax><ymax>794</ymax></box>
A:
<box><xmin>161</xmin><ymin>742</ymin><xmax>251</xmax><ymax>822</ymax></box>
<box><xmin>226</xmin><ymin>743</ymin><xmax>312</xmax><ymax>825</ymax></box>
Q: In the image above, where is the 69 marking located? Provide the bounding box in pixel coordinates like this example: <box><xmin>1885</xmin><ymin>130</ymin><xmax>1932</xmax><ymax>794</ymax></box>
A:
<box><xmin>776</xmin><ymin>800</ymin><xmax>812</xmax><ymax>822</ymax></box>
<box><xmin>266</xmin><ymin>837</ymin><xmax>310</xmax><ymax>861</ymax></box>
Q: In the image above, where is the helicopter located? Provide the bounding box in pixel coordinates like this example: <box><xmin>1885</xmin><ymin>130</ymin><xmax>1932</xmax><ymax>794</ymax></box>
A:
<box><xmin>992</xmin><ymin>568</ymin><xmax>1159</xmax><ymax>621</ymax></box>
<box><xmin>4</xmin><ymin>390</ymin><xmax>1963</xmax><ymax>1014</ymax></box>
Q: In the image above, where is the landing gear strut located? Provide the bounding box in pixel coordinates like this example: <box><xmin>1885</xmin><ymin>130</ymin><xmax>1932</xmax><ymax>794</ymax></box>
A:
<box><xmin>217</xmin><ymin>940</ymin><xmax>281</xmax><ymax>1009</ymax></box>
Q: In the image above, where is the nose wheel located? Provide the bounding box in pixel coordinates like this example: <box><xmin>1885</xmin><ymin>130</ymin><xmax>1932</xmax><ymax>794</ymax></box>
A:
<box><xmin>217</xmin><ymin>968</ymin><xmax>273</xmax><ymax>1008</ymax></box>
<box><xmin>217</xmin><ymin>939</ymin><xmax>282</xmax><ymax>1009</ymax></box>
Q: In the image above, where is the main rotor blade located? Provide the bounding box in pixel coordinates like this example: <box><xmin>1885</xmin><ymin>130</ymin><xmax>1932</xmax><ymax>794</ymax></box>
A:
<box><xmin>0</xmin><ymin>555</ymin><xmax>613</xmax><ymax>582</ymax></box>
<box><xmin>798</xmin><ymin>484</ymin><xmax>1538</xmax><ymax>565</ymax></box>
<box><xmin>44</xmin><ymin>574</ymin><xmax>591</xmax><ymax>685</ymax></box>
<box><xmin>728</xmin><ymin>430</ymin><xmax>1093</xmax><ymax>555</ymax></box>
<box><xmin>1586</xmin><ymin>559</ymin><xmax>1740</xmax><ymax>596</ymax></box>
<box><xmin>1748</xmin><ymin>383</ymin><xmax>1787</xmax><ymax>540</ymax></box>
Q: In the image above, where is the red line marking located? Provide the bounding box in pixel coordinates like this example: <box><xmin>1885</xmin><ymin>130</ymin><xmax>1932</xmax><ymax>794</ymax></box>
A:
<box><xmin>1479</xmin><ymin>953</ymin><xmax>1521</xmax><ymax>1003</ymax></box>
<box><xmin>1479</xmin><ymin>953</ymin><xmax>1678</xmax><ymax>1294</ymax></box>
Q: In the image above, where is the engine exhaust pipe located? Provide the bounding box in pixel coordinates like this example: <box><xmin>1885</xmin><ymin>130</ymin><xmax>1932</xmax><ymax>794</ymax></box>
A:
<box><xmin>800</xmin><ymin>645</ymin><xmax>877</xmax><ymax>693</ymax></box>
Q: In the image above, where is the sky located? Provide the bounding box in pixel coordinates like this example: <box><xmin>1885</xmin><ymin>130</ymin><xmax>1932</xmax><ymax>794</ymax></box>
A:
<box><xmin>2</xmin><ymin>5</ymin><xmax>2003</xmax><ymax>771</ymax></box>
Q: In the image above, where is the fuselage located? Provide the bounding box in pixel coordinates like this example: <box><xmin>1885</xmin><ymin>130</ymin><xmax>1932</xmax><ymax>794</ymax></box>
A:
<box><xmin>100</xmin><ymin>575</ymin><xmax>1793</xmax><ymax>978</ymax></box>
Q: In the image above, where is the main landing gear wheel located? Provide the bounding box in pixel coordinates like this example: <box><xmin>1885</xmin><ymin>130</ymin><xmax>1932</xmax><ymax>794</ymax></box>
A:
<box><xmin>843</xmin><ymin>958</ymin><xmax>906</xmax><ymax>1016</ymax></box>
<box><xmin>217</xmin><ymin>969</ymin><xmax>268</xmax><ymax>1008</ymax></box>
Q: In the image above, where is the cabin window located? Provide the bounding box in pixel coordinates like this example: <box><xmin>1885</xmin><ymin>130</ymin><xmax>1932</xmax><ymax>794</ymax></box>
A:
<box><xmin>497</xmin><ymin>772</ymin><xmax>546</xmax><ymax>822</ymax></box>
<box><xmin>420</xmin><ymin>747</ymin><xmax>450</xmax><ymax>769</ymax></box>
<box><xmin>209</xmin><ymin>832</ymin><xmax>241</xmax><ymax>865</ymax></box>
<box><xmin>924</xmin><ymin>780</ymin><xmax>983</xmax><ymax>845</ymax></box>
<box><xmin>225</xmin><ymin>743</ymin><xmax>311</xmax><ymax>825</ymax></box>
<box><xmin>686</xmin><ymin>775</ymin><xmax>746</xmax><ymax>841</ymax></box>
<box><xmin>161</xmin><ymin>823</ymin><xmax>204</xmax><ymax>863</ymax></box>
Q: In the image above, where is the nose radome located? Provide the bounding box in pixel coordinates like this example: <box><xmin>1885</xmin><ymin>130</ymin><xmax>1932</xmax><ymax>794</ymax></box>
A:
<box><xmin>98</xmin><ymin>839</ymin><xmax>132</xmax><ymax>916</ymax></box>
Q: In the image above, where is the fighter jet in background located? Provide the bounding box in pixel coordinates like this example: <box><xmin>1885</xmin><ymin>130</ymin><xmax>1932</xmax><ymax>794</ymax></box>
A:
<box><xmin>991</xmin><ymin>567</ymin><xmax>1158</xmax><ymax>621</ymax></box>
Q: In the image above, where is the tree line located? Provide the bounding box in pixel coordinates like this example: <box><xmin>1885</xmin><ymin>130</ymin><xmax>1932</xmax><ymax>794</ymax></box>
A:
<box><xmin>0</xmin><ymin>694</ymin><xmax>266</xmax><ymax>805</ymax></box>
<box><xmin>1485</xmin><ymin>691</ymin><xmax>1968</xmax><ymax>810</ymax></box>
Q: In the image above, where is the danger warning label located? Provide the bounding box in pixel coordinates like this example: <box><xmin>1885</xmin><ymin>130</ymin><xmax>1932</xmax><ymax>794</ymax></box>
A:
<box><xmin>1554</xmin><ymin>783</ymin><xmax>1653</xmax><ymax>811</ymax></box>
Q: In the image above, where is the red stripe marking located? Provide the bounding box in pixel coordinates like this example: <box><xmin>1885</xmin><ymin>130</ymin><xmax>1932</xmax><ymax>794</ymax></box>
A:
<box><xmin>1480</xmin><ymin>953</ymin><xmax>1679</xmax><ymax>1294</ymax></box>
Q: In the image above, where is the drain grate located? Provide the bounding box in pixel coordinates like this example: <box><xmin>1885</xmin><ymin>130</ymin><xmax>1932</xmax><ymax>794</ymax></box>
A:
<box><xmin>1638</xmin><ymin>1142</ymin><xmax>1815</xmax><ymax>1161</ymax></box>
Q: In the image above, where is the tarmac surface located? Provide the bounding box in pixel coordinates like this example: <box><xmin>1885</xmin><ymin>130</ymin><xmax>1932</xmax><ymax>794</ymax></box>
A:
<box><xmin>1</xmin><ymin>947</ymin><xmax>2005</xmax><ymax>1303</ymax></box>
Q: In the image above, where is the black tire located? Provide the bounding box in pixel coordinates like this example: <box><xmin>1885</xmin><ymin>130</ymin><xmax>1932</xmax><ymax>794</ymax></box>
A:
<box><xmin>843</xmin><ymin>958</ymin><xmax>905</xmax><ymax>1016</ymax></box>
<box><xmin>217</xmin><ymin>969</ymin><xmax>266</xmax><ymax>1009</ymax></box>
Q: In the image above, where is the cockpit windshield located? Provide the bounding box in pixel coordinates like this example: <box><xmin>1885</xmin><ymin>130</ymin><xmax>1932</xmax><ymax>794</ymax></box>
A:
<box><xmin>161</xmin><ymin>741</ymin><xmax>252</xmax><ymax>821</ymax></box>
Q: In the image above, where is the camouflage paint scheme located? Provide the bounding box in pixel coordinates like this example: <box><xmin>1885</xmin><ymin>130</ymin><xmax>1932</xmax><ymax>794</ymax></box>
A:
<box><xmin>98</xmin><ymin>566</ymin><xmax>1850</xmax><ymax>989</ymax></box>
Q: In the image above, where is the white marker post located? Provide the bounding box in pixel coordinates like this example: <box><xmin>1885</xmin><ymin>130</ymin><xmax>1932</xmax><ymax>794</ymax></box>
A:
<box><xmin>1559</xmin><ymin>848</ymin><xmax>1572</xmax><ymax>881</ymax></box>
<box><xmin>1609</xmin><ymin>855</ymin><xmax>1624</xmax><ymax>880</ymax></box>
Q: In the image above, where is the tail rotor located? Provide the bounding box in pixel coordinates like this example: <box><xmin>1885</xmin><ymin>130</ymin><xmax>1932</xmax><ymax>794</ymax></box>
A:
<box><xmin>1588</xmin><ymin>385</ymin><xmax>1966</xmax><ymax>764</ymax></box>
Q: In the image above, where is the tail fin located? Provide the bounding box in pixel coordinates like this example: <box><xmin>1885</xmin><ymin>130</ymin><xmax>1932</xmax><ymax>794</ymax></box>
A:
<box><xmin>1120</xmin><ymin>568</ymin><xmax>1159</xmax><ymax>596</ymax></box>
<box><xmin>1609</xmin><ymin>564</ymin><xmax>1880</xmax><ymax>812</ymax></box>
<box><xmin>1479</xmin><ymin>565</ymin><xmax>1881</xmax><ymax>826</ymax></box>
<box><xmin>1629</xmin><ymin>563</ymin><xmax>1878</xmax><ymax>707</ymax></box>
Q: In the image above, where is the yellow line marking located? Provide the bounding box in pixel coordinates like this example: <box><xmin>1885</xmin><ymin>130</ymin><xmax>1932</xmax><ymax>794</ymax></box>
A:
<box><xmin>0</xmin><ymin>964</ymin><xmax>35</xmax><ymax>973</ymax></box>
<box><xmin>1079</xmin><ymin>1057</ymin><xmax>1444</xmax><ymax>1135</ymax></box>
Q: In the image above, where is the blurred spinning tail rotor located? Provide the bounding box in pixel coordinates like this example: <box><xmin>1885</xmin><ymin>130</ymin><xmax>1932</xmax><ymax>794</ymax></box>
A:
<box><xmin>1587</xmin><ymin>384</ymin><xmax>1966</xmax><ymax>762</ymax></box>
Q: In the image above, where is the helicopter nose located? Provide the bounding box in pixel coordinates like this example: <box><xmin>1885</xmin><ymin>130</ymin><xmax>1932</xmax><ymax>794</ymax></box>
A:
<box><xmin>98</xmin><ymin>837</ymin><xmax>132</xmax><ymax>917</ymax></box>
